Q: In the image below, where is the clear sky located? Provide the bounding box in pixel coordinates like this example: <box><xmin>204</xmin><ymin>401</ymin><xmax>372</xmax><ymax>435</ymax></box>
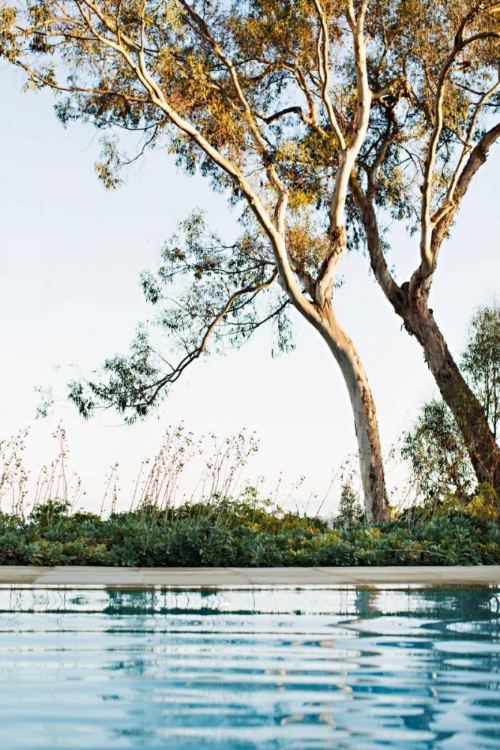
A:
<box><xmin>1</xmin><ymin>64</ymin><xmax>499</xmax><ymax>515</ymax></box>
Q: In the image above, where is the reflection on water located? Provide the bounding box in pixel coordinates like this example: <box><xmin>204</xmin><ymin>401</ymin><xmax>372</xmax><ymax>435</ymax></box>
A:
<box><xmin>0</xmin><ymin>586</ymin><xmax>500</xmax><ymax>748</ymax></box>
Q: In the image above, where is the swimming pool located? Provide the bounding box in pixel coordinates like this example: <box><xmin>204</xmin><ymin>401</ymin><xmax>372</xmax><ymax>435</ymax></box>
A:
<box><xmin>0</xmin><ymin>586</ymin><xmax>499</xmax><ymax>748</ymax></box>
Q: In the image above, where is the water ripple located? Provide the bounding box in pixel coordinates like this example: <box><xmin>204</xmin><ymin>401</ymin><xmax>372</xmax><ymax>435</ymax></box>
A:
<box><xmin>0</xmin><ymin>586</ymin><xmax>500</xmax><ymax>748</ymax></box>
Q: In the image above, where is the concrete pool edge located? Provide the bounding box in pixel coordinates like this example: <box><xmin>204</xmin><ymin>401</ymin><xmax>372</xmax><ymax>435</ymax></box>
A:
<box><xmin>1</xmin><ymin>564</ymin><xmax>500</xmax><ymax>587</ymax></box>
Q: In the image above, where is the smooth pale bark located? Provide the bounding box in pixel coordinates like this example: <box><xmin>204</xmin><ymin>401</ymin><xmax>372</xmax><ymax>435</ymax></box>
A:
<box><xmin>402</xmin><ymin>291</ymin><xmax>500</xmax><ymax>490</ymax></box>
<box><xmin>303</xmin><ymin>304</ymin><xmax>390</xmax><ymax>522</ymax></box>
<box><xmin>305</xmin><ymin>3</ymin><xmax>388</xmax><ymax>520</ymax></box>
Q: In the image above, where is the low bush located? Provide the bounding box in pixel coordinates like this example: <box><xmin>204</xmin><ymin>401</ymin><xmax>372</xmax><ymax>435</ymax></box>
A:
<box><xmin>1</xmin><ymin>494</ymin><xmax>500</xmax><ymax>566</ymax></box>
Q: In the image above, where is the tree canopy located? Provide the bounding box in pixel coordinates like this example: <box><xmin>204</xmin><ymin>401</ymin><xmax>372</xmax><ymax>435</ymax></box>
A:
<box><xmin>2</xmin><ymin>0</ymin><xmax>498</xmax><ymax>418</ymax></box>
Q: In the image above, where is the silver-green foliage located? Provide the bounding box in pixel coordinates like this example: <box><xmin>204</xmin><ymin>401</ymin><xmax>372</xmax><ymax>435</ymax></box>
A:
<box><xmin>69</xmin><ymin>212</ymin><xmax>293</xmax><ymax>421</ymax></box>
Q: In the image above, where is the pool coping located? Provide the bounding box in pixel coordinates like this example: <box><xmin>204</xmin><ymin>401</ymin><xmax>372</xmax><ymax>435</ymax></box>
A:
<box><xmin>1</xmin><ymin>565</ymin><xmax>500</xmax><ymax>587</ymax></box>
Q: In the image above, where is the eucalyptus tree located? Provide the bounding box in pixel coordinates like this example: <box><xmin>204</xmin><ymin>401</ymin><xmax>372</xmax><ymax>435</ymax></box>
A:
<box><xmin>1</xmin><ymin>0</ymin><xmax>393</xmax><ymax>520</ymax></box>
<box><xmin>2</xmin><ymin>2</ymin><xmax>499</xmax><ymax>512</ymax></box>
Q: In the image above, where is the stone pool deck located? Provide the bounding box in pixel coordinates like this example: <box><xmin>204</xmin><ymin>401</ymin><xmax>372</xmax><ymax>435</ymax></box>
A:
<box><xmin>1</xmin><ymin>565</ymin><xmax>500</xmax><ymax>587</ymax></box>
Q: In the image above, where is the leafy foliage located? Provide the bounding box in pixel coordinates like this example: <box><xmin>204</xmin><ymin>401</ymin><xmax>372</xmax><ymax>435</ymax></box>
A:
<box><xmin>68</xmin><ymin>212</ymin><xmax>293</xmax><ymax>421</ymax></box>
<box><xmin>2</xmin><ymin>0</ymin><xmax>497</xmax><ymax>215</ymax></box>
<box><xmin>402</xmin><ymin>399</ymin><xmax>475</xmax><ymax>504</ymax></box>
<box><xmin>1</xmin><ymin>493</ymin><xmax>500</xmax><ymax>567</ymax></box>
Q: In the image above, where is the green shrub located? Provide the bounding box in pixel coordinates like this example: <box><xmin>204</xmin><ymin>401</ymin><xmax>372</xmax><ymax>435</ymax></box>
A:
<box><xmin>0</xmin><ymin>494</ymin><xmax>498</xmax><ymax>567</ymax></box>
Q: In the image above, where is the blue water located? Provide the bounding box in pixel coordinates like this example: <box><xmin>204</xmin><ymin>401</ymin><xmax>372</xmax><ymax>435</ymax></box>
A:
<box><xmin>1</xmin><ymin>586</ymin><xmax>500</xmax><ymax>749</ymax></box>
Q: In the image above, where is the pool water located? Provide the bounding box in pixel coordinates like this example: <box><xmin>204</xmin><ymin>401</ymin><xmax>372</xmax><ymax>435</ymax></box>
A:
<box><xmin>1</xmin><ymin>586</ymin><xmax>500</xmax><ymax>749</ymax></box>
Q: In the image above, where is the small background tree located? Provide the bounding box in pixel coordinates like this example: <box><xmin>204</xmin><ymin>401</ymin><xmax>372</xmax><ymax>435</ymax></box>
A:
<box><xmin>402</xmin><ymin>400</ymin><xmax>474</xmax><ymax>506</ymax></box>
<box><xmin>334</xmin><ymin>482</ymin><xmax>365</xmax><ymax>528</ymax></box>
<box><xmin>462</xmin><ymin>305</ymin><xmax>500</xmax><ymax>442</ymax></box>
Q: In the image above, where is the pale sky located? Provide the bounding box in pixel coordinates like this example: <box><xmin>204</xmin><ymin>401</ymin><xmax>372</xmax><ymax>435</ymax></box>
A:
<box><xmin>1</xmin><ymin>65</ymin><xmax>499</xmax><ymax>515</ymax></box>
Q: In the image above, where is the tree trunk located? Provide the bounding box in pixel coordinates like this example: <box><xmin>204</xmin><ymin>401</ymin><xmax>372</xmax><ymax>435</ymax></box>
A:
<box><xmin>351</xmin><ymin>177</ymin><xmax>500</xmax><ymax>494</ymax></box>
<box><xmin>403</xmin><ymin>293</ymin><xmax>500</xmax><ymax>491</ymax></box>
<box><xmin>315</xmin><ymin>307</ymin><xmax>390</xmax><ymax>522</ymax></box>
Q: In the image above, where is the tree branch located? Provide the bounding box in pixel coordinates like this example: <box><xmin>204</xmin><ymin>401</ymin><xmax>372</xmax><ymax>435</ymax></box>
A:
<box><xmin>419</xmin><ymin>3</ymin><xmax>500</xmax><ymax>277</ymax></box>
<box><xmin>315</xmin><ymin>0</ymin><xmax>372</xmax><ymax>307</ymax></box>
<box><xmin>431</xmin><ymin>120</ymin><xmax>500</xmax><ymax>256</ymax></box>
<box><xmin>350</xmin><ymin>173</ymin><xmax>403</xmax><ymax>310</ymax></box>
<box><xmin>257</xmin><ymin>106</ymin><xmax>306</xmax><ymax>125</ymax></box>
<box><xmin>311</xmin><ymin>0</ymin><xmax>345</xmax><ymax>148</ymax></box>
<box><xmin>68</xmin><ymin>0</ymin><xmax>319</xmax><ymax>325</ymax></box>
